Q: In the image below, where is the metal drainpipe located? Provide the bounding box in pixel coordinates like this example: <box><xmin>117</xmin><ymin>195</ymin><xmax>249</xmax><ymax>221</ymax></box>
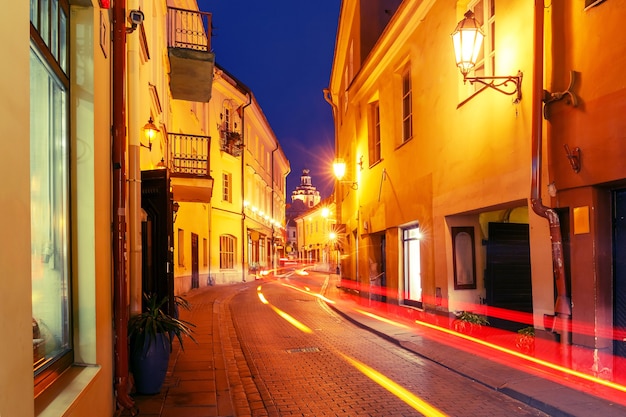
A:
<box><xmin>530</xmin><ymin>0</ymin><xmax>571</xmax><ymax>362</ymax></box>
<box><xmin>240</xmin><ymin>92</ymin><xmax>252</xmax><ymax>282</ymax></box>
<box><xmin>127</xmin><ymin>0</ymin><xmax>141</xmax><ymax>317</ymax></box>
<box><xmin>323</xmin><ymin>88</ymin><xmax>341</xmax><ymax>277</ymax></box>
<box><xmin>271</xmin><ymin>144</ymin><xmax>279</xmax><ymax>271</ymax></box>
<box><xmin>112</xmin><ymin>0</ymin><xmax>135</xmax><ymax>412</ymax></box>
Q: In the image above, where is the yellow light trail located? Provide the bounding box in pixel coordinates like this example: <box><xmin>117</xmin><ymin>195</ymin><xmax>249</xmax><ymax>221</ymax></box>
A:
<box><xmin>257</xmin><ymin>286</ymin><xmax>313</xmax><ymax>333</ymax></box>
<box><xmin>414</xmin><ymin>318</ymin><xmax>626</xmax><ymax>395</ymax></box>
<box><xmin>339</xmin><ymin>352</ymin><xmax>449</xmax><ymax>417</ymax></box>
<box><xmin>281</xmin><ymin>282</ymin><xmax>335</xmax><ymax>304</ymax></box>
<box><xmin>355</xmin><ymin>309</ymin><xmax>411</xmax><ymax>329</ymax></box>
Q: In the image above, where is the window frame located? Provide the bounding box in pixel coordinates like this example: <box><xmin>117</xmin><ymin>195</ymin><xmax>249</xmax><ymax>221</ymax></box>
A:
<box><xmin>402</xmin><ymin>225</ymin><xmax>422</xmax><ymax>309</ymax></box>
<box><xmin>469</xmin><ymin>0</ymin><xmax>495</xmax><ymax>82</ymax></box>
<box><xmin>220</xmin><ymin>234</ymin><xmax>235</xmax><ymax>269</ymax></box>
<box><xmin>369</xmin><ymin>101</ymin><xmax>381</xmax><ymax>165</ymax></box>
<box><xmin>30</xmin><ymin>0</ymin><xmax>73</xmax><ymax>396</ymax></box>
<box><xmin>401</xmin><ymin>67</ymin><xmax>413</xmax><ymax>143</ymax></box>
<box><xmin>222</xmin><ymin>171</ymin><xmax>232</xmax><ymax>203</ymax></box>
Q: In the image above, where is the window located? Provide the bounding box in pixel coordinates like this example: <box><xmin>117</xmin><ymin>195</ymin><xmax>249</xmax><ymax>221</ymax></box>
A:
<box><xmin>470</xmin><ymin>0</ymin><xmax>495</xmax><ymax>81</ymax></box>
<box><xmin>203</xmin><ymin>238</ymin><xmax>208</xmax><ymax>267</ymax></box>
<box><xmin>220</xmin><ymin>235</ymin><xmax>235</xmax><ymax>269</ymax></box>
<box><xmin>30</xmin><ymin>0</ymin><xmax>72</xmax><ymax>394</ymax></box>
<box><xmin>178</xmin><ymin>229</ymin><xmax>185</xmax><ymax>266</ymax></box>
<box><xmin>369</xmin><ymin>101</ymin><xmax>381</xmax><ymax>165</ymax></box>
<box><xmin>223</xmin><ymin>107</ymin><xmax>231</xmax><ymax>131</ymax></box>
<box><xmin>402</xmin><ymin>225</ymin><xmax>422</xmax><ymax>308</ymax></box>
<box><xmin>222</xmin><ymin>172</ymin><xmax>232</xmax><ymax>203</ymax></box>
<box><xmin>401</xmin><ymin>67</ymin><xmax>412</xmax><ymax>142</ymax></box>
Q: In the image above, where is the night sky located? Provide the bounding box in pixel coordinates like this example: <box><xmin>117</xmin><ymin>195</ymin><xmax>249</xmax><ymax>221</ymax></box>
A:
<box><xmin>198</xmin><ymin>0</ymin><xmax>340</xmax><ymax>199</ymax></box>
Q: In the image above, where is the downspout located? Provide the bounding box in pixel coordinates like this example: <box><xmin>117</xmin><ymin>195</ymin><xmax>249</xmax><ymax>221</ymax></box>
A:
<box><xmin>240</xmin><ymin>92</ymin><xmax>252</xmax><ymax>282</ymax></box>
<box><xmin>530</xmin><ymin>0</ymin><xmax>571</xmax><ymax>361</ymax></box>
<box><xmin>323</xmin><ymin>88</ymin><xmax>341</xmax><ymax>275</ymax></box>
<box><xmin>127</xmin><ymin>0</ymin><xmax>141</xmax><ymax>317</ymax></box>
<box><xmin>271</xmin><ymin>144</ymin><xmax>278</xmax><ymax>272</ymax></box>
<box><xmin>112</xmin><ymin>0</ymin><xmax>135</xmax><ymax>412</ymax></box>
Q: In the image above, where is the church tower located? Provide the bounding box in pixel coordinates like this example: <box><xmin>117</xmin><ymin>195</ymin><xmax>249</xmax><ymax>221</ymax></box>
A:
<box><xmin>291</xmin><ymin>169</ymin><xmax>321</xmax><ymax>208</ymax></box>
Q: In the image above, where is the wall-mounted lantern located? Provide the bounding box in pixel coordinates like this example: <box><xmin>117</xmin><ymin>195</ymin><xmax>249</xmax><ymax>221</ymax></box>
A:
<box><xmin>451</xmin><ymin>11</ymin><xmax>523</xmax><ymax>102</ymax></box>
<box><xmin>333</xmin><ymin>158</ymin><xmax>358</xmax><ymax>190</ymax></box>
<box><xmin>141</xmin><ymin>117</ymin><xmax>158</xmax><ymax>151</ymax></box>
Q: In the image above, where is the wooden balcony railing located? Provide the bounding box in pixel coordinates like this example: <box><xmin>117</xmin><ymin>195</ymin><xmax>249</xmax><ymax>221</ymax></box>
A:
<box><xmin>168</xmin><ymin>133</ymin><xmax>210</xmax><ymax>176</ymax></box>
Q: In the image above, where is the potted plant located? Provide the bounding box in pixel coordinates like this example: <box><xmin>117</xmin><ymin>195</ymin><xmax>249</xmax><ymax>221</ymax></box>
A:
<box><xmin>452</xmin><ymin>311</ymin><xmax>489</xmax><ymax>336</ymax></box>
<box><xmin>128</xmin><ymin>293</ymin><xmax>196</xmax><ymax>394</ymax></box>
<box><xmin>515</xmin><ymin>326</ymin><xmax>535</xmax><ymax>355</ymax></box>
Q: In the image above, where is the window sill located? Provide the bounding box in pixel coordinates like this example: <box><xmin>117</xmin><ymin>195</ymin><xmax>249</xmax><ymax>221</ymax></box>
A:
<box><xmin>35</xmin><ymin>364</ymin><xmax>101</xmax><ymax>417</ymax></box>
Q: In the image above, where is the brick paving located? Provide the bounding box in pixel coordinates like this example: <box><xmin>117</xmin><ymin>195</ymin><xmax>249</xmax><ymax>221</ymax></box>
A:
<box><xmin>118</xmin><ymin>273</ymin><xmax>626</xmax><ymax>417</ymax></box>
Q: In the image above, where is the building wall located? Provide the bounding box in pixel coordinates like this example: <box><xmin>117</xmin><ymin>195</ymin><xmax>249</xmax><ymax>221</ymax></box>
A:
<box><xmin>329</xmin><ymin>0</ymin><xmax>554</xmax><ymax>324</ymax></box>
<box><xmin>1</xmin><ymin>1</ymin><xmax>38</xmax><ymax>415</ymax></box>
<box><xmin>331</xmin><ymin>0</ymin><xmax>626</xmax><ymax>372</ymax></box>
<box><xmin>1</xmin><ymin>2</ymin><xmax>117</xmax><ymax>416</ymax></box>
<box><xmin>546</xmin><ymin>0</ymin><xmax>626</xmax><ymax>352</ymax></box>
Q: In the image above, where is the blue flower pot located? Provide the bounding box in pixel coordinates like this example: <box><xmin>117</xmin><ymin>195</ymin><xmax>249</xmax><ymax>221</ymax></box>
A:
<box><xmin>130</xmin><ymin>333</ymin><xmax>171</xmax><ymax>394</ymax></box>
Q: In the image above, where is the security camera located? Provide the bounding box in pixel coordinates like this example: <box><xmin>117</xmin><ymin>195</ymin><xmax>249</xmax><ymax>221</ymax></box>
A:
<box><xmin>129</xmin><ymin>10</ymin><xmax>144</xmax><ymax>26</ymax></box>
<box><xmin>126</xmin><ymin>9</ymin><xmax>144</xmax><ymax>33</ymax></box>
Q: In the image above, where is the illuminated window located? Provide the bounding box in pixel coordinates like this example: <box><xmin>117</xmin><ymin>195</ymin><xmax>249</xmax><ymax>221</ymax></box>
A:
<box><xmin>369</xmin><ymin>101</ymin><xmax>381</xmax><ymax>165</ymax></box>
<box><xmin>401</xmin><ymin>67</ymin><xmax>412</xmax><ymax>142</ymax></box>
<box><xmin>402</xmin><ymin>225</ymin><xmax>422</xmax><ymax>308</ymax></box>
<box><xmin>30</xmin><ymin>0</ymin><xmax>72</xmax><ymax>395</ymax></box>
<box><xmin>220</xmin><ymin>235</ymin><xmax>235</xmax><ymax>269</ymax></box>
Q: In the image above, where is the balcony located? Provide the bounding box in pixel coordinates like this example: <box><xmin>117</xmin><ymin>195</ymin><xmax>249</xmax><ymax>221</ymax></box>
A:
<box><xmin>220</xmin><ymin>130</ymin><xmax>243</xmax><ymax>157</ymax></box>
<box><xmin>168</xmin><ymin>133</ymin><xmax>214</xmax><ymax>203</ymax></box>
<box><xmin>167</xmin><ymin>7</ymin><xmax>215</xmax><ymax>102</ymax></box>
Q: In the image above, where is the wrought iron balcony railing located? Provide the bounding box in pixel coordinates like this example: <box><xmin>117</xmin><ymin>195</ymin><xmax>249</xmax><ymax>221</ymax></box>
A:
<box><xmin>166</xmin><ymin>7</ymin><xmax>215</xmax><ymax>102</ymax></box>
<box><xmin>167</xmin><ymin>7</ymin><xmax>211</xmax><ymax>51</ymax></box>
<box><xmin>168</xmin><ymin>133</ymin><xmax>210</xmax><ymax>176</ymax></box>
<box><xmin>220</xmin><ymin>130</ymin><xmax>243</xmax><ymax>157</ymax></box>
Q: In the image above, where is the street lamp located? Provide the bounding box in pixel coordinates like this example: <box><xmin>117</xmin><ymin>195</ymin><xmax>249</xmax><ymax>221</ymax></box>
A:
<box><xmin>451</xmin><ymin>11</ymin><xmax>522</xmax><ymax>102</ymax></box>
<box><xmin>141</xmin><ymin>116</ymin><xmax>159</xmax><ymax>151</ymax></box>
<box><xmin>333</xmin><ymin>158</ymin><xmax>358</xmax><ymax>190</ymax></box>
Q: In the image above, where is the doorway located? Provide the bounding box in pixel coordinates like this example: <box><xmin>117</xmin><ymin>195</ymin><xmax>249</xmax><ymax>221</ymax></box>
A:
<box><xmin>613</xmin><ymin>189</ymin><xmax>626</xmax><ymax>371</ymax></box>
<box><xmin>485</xmin><ymin>222</ymin><xmax>533</xmax><ymax>331</ymax></box>
<box><xmin>191</xmin><ymin>233</ymin><xmax>199</xmax><ymax>289</ymax></box>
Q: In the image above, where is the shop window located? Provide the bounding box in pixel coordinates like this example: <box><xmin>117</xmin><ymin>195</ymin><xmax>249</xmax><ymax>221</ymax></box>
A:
<box><xmin>30</xmin><ymin>0</ymin><xmax>72</xmax><ymax>395</ymax></box>
<box><xmin>402</xmin><ymin>225</ymin><xmax>422</xmax><ymax>308</ymax></box>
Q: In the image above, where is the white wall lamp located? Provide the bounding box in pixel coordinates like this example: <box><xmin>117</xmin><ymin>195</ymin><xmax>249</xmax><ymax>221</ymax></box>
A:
<box><xmin>141</xmin><ymin>116</ymin><xmax>158</xmax><ymax>151</ymax></box>
<box><xmin>333</xmin><ymin>159</ymin><xmax>358</xmax><ymax>190</ymax></box>
<box><xmin>451</xmin><ymin>11</ymin><xmax>523</xmax><ymax>102</ymax></box>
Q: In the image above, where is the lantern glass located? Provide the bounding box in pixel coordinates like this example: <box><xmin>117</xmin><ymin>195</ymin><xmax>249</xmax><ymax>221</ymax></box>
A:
<box><xmin>333</xmin><ymin>160</ymin><xmax>346</xmax><ymax>180</ymax></box>
<box><xmin>451</xmin><ymin>11</ymin><xmax>484</xmax><ymax>76</ymax></box>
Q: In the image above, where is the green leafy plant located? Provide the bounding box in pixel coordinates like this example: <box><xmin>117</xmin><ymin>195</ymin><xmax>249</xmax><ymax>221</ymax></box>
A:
<box><xmin>452</xmin><ymin>311</ymin><xmax>489</xmax><ymax>335</ymax></box>
<box><xmin>517</xmin><ymin>326</ymin><xmax>535</xmax><ymax>337</ymax></box>
<box><xmin>515</xmin><ymin>326</ymin><xmax>535</xmax><ymax>354</ymax></box>
<box><xmin>128</xmin><ymin>293</ymin><xmax>196</xmax><ymax>353</ymax></box>
<box><xmin>455</xmin><ymin>311</ymin><xmax>490</xmax><ymax>325</ymax></box>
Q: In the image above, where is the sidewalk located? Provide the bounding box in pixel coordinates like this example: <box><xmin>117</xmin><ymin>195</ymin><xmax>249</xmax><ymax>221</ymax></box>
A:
<box><xmin>324</xmin><ymin>274</ymin><xmax>626</xmax><ymax>417</ymax></box>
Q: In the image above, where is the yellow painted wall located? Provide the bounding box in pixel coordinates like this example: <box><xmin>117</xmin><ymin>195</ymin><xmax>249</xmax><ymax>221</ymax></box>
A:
<box><xmin>0</xmin><ymin>1</ymin><xmax>36</xmax><ymax>416</ymax></box>
<box><xmin>331</xmin><ymin>0</ymin><xmax>556</xmax><ymax>323</ymax></box>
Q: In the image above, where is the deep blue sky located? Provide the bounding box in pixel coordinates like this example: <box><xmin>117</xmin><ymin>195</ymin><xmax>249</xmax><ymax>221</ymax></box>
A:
<box><xmin>198</xmin><ymin>1</ymin><xmax>340</xmax><ymax>199</ymax></box>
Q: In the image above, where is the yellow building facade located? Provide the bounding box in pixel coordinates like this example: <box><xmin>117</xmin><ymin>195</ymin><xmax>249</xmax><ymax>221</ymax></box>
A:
<box><xmin>328</xmin><ymin>0</ymin><xmax>626</xmax><ymax>376</ymax></box>
<box><xmin>3</xmin><ymin>0</ymin><xmax>287</xmax><ymax>415</ymax></box>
